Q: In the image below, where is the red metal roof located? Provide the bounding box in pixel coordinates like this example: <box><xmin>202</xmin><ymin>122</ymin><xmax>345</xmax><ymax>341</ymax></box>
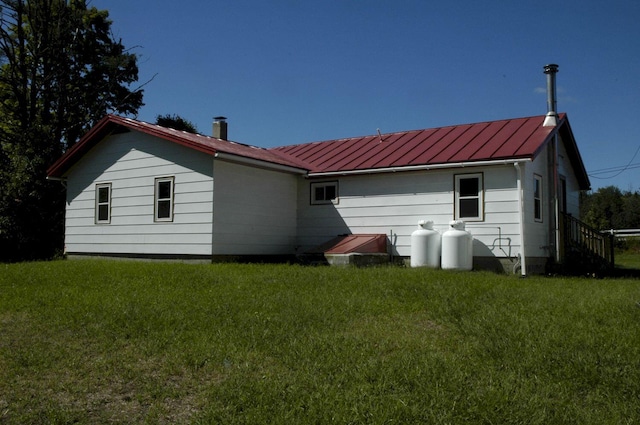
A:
<box><xmin>270</xmin><ymin>114</ymin><xmax>564</xmax><ymax>174</ymax></box>
<box><xmin>47</xmin><ymin>113</ymin><xmax>589</xmax><ymax>190</ymax></box>
<box><xmin>47</xmin><ymin>115</ymin><xmax>310</xmax><ymax>178</ymax></box>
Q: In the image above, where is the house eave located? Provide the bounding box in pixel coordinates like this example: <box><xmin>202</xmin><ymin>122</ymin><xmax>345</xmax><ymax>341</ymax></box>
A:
<box><xmin>307</xmin><ymin>158</ymin><xmax>533</xmax><ymax>178</ymax></box>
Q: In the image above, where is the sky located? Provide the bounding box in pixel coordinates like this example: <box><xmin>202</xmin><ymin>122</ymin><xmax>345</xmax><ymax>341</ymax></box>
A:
<box><xmin>90</xmin><ymin>0</ymin><xmax>640</xmax><ymax>192</ymax></box>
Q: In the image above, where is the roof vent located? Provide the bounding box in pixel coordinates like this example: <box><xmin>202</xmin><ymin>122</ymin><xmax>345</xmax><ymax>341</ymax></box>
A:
<box><xmin>542</xmin><ymin>64</ymin><xmax>559</xmax><ymax>127</ymax></box>
<box><xmin>213</xmin><ymin>116</ymin><xmax>228</xmax><ymax>140</ymax></box>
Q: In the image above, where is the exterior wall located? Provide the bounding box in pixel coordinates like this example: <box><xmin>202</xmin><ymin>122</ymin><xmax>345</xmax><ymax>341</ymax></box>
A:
<box><xmin>518</xmin><ymin>134</ymin><xmax>584</xmax><ymax>272</ymax></box>
<box><xmin>297</xmin><ymin>165</ymin><xmax>523</xmax><ymax>267</ymax></box>
<box><xmin>64</xmin><ymin>132</ymin><xmax>214</xmax><ymax>257</ymax></box>
<box><xmin>557</xmin><ymin>134</ymin><xmax>582</xmax><ymax>217</ymax></box>
<box><xmin>211</xmin><ymin>160</ymin><xmax>298</xmax><ymax>255</ymax></box>
<box><xmin>523</xmin><ymin>144</ymin><xmax>553</xmax><ymax>261</ymax></box>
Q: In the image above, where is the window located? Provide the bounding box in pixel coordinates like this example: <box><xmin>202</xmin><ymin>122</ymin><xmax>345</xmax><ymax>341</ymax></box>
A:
<box><xmin>155</xmin><ymin>177</ymin><xmax>174</xmax><ymax>221</ymax></box>
<box><xmin>311</xmin><ymin>181</ymin><xmax>338</xmax><ymax>205</ymax></box>
<box><xmin>454</xmin><ymin>173</ymin><xmax>483</xmax><ymax>221</ymax></box>
<box><xmin>559</xmin><ymin>176</ymin><xmax>567</xmax><ymax>213</ymax></box>
<box><xmin>95</xmin><ymin>183</ymin><xmax>112</xmax><ymax>224</ymax></box>
<box><xmin>534</xmin><ymin>174</ymin><xmax>543</xmax><ymax>222</ymax></box>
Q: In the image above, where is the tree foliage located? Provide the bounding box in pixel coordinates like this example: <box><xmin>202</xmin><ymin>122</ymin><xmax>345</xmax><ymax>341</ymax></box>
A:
<box><xmin>155</xmin><ymin>114</ymin><xmax>198</xmax><ymax>133</ymax></box>
<box><xmin>581</xmin><ymin>186</ymin><xmax>640</xmax><ymax>230</ymax></box>
<box><xmin>0</xmin><ymin>0</ymin><xmax>143</xmax><ymax>261</ymax></box>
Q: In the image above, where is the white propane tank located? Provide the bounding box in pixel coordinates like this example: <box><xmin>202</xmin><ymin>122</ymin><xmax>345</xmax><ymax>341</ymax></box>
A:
<box><xmin>441</xmin><ymin>220</ymin><xmax>473</xmax><ymax>271</ymax></box>
<box><xmin>410</xmin><ymin>220</ymin><xmax>441</xmax><ymax>268</ymax></box>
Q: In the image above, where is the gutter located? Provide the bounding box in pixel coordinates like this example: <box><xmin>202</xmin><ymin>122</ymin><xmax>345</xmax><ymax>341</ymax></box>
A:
<box><xmin>214</xmin><ymin>152</ymin><xmax>309</xmax><ymax>175</ymax></box>
<box><xmin>46</xmin><ymin>175</ymin><xmax>67</xmax><ymax>189</ymax></box>
<box><xmin>308</xmin><ymin>158</ymin><xmax>532</xmax><ymax>178</ymax></box>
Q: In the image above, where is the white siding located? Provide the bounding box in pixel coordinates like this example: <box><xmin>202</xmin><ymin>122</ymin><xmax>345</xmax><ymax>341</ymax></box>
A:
<box><xmin>211</xmin><ymin>160</ymin><xmax>298</xmax><ymax>255</ymax></box>
<box><xmin>297</xmin><ymin>166</ymin><xmax>522</xmax><ymax>259</ymax></box>
<box><xmin>522</xmin><ymin>145</ymin><xmax>553</xmax><ymax>259</ymax></box>
<box><xmin>521</xmin><ymin>135</ymin><xmax>584</xmax><ymax>261</ymax></box>
<box><xmin>557</xmin><ymin>134</ymin><xmax>582</xmax><ymax>216</ymax></box>
<box><xmin>64</xmin><ymin>132</ymin><xmax>214</xmax><ymax>256</ymax></box>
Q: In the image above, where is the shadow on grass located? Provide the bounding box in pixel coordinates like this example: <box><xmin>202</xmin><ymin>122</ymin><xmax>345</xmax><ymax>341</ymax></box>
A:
<box><xmin>612</xmin><ymin>266</ymin><xmax>640</xmax><ymax>278</ymax></box>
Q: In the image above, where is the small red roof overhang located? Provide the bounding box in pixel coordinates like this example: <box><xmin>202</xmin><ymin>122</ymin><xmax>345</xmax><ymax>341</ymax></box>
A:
<box><xmin>306</xmin><ymin>234</ymin><xmax>388</xmax><ymax>255</ymax></box>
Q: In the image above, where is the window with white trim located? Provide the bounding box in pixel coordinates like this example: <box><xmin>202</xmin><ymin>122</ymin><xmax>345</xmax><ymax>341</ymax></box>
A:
<box><xmin>311</xmin><ymin>181</ymin><xmax>338</xmax><ymax>205</ymax></box>
<box><xmin>95</xmin><ymin>183</ymin><xmax>112</xmax><ymax>224</ymax></box>
<box><xmin>454</xmin><ymin>173</ymin><xmax>483</xmax><ymax>221</ymax></box>
<box><xmin>534</xmin><ymin>174</ymin><xmax>543</xmax><ymax>222</ymax></box>
<box><xmin>155</xmin><ymin>177</ymin><xmax>174</xmax><ymax>222</ymax></box>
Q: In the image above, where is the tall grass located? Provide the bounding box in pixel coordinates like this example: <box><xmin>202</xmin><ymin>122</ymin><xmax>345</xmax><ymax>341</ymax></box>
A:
<box><xmin>1</xmin><ymin>260</ymin><xmax>639</xmax><ymax>424</ymax></box>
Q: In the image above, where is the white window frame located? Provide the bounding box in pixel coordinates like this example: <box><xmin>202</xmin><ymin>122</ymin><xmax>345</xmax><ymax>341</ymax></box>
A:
<box><xmin>534</xmin><ymin>174</ymin><xmax>543</xmax><ymax>222</ymax></box>
<box><xmin>454</xmin><ymin>173</ymin><xmax>484</xmax><ymax>221</ymax></box>
<box><xmin>95</xmin><ymin>183</ymin><xmax>112</xmax><ymax>224</ymax></box>
<box><xmin>154</xmin><ymin>177</ymin><xmax>175</xmax><ymax>222</ymax></box>
<box><xmin>311</xmin><ymin>181</ymin><xmax>339</xmax><ymax>205</ymax></box>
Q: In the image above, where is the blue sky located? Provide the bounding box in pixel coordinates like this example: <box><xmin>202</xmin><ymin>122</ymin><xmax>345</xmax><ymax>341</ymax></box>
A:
<box><xmin>91</xmin><ymin>0</ymin><xmax>640</xmax><ymax>192</ymax></box>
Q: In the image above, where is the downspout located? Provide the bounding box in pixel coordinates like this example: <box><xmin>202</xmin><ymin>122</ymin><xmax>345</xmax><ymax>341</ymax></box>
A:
<box><xmin>514</xmin><ymin>162</ymin><xmax>527</xmax><ymax>276</ymax></box>
<box><xmin>552</xmin><ymin>133</ymin><xmax>560</xmax><ymax>263</ymax></box>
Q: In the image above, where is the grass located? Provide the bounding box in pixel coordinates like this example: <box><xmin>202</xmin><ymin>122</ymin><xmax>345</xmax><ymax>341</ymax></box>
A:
<box><xmin>1</xmin><ymin>260</ymin><xmax>639</xmax><ymax>424</ymax></box>
<box><xmin>616</xmin><ymin>251</ymin><xmax>640</xmax><ymax>270</ymax></box>
<box><xmin>615</xmin><ymin>237</ymin><xmax>640</xmax><ymax>270</ymax></box>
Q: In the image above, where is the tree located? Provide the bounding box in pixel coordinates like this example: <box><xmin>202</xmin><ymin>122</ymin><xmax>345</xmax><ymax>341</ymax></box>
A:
<box><xmin>0</xmin><ymin>0</ymin><xmax>144</xmax><ymax>261</ymax></box>
<box><xmin>621</xmin><ymin>192</ymin><xmax>640</xmax><ymax>229</ymax></box>
<box><xmin>582</xmin><ymin>186</ymin><xmax>625</xmax><ymax>230</ymax></box>
<box><xmin>155</xmin><ymin>114</ymin><xmax>198</xmax><ymax>133</ymax></box>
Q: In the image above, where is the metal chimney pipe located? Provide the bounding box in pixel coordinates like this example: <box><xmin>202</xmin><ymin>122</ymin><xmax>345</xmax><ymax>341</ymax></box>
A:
<box><xmin>543</xmin><ymin>64</ymin><xmax>559</xmax><ymax>127</ymax></box>
<box><xmin>213</xmin><ymin>116</ymin><xmax>228</xmax><ymax>140</ymax></box>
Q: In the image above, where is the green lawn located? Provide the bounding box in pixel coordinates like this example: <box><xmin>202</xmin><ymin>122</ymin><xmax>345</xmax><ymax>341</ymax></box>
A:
<box><xmin>616</xmin><ymin>249</ymin><xmax>640</xmax><ymax>270</ymax></box>
<box><xmin>1</xmin><ymin>260</ymin><xmax>639</xmax><ymax>424</ymax></box>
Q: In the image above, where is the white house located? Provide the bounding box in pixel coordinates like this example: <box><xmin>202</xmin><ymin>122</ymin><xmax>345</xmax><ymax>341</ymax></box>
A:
<box><xmin>47</xmin><ymin>65</ymin><xmax>605</xmax><ymax>275</ymax></box>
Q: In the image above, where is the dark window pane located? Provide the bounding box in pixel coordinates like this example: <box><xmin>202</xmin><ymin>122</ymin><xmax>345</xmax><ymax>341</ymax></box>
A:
<box><xmin>534</xmin><ymin>179</ymin><xmax>540</xmax><ymax>198</ymax></box>
<box><xmin>459</xmin><ymin>178</ymin><xmax>478</xmax><ymax>197</ymax></box>
<box><xmin>98</xmin><ymin>205</ymin><xmax>109</xmax><ymax>221</ymax></box>
<box><xmin>325</xmin><ymin>185</ymin><xmax>336</xmax><ymax>200</ymax></box>
<box><xmin>158</xmin><ymin>181</ymin><xmax>171</xmax><ymax>199</ymax></box>
<box><xmin>157</xmin><ymin>200</ymin><xmax>171</xmax><ymax>218</ymax></box>
<box><xmin>459</xmin><ymin>198</ymin><xmax>479</xmax><ymax>218</ymax></box>
<box><xmin>315</xmin><ymin>186</ymin><xmax>325</xmax><ymax>201</ymax></box>
<box><xmin>98</xmin><ymin>187</ymin><xmax>109</xmax><ymax>203</ymax></box>
<box><xmin>535</xmin><ymin>199</ymin><xmax>542</xmax><ymax>220</ymax></box>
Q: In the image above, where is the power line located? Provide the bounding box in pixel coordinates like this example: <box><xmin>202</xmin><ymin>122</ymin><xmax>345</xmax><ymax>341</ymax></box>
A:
<box><xmin>588</xmin><ymin>145</ymin><xmax>640</xmax><ymax>179</ymax></box>
<box><xmin>589</xmin><ymin>163</ymin><xmax>640</xmax><ymax>177</ymax></box>
<box><xmin>590</xmin><ymin>163</ymin><xmax>640</xmax><ymax>174</ymax></box>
